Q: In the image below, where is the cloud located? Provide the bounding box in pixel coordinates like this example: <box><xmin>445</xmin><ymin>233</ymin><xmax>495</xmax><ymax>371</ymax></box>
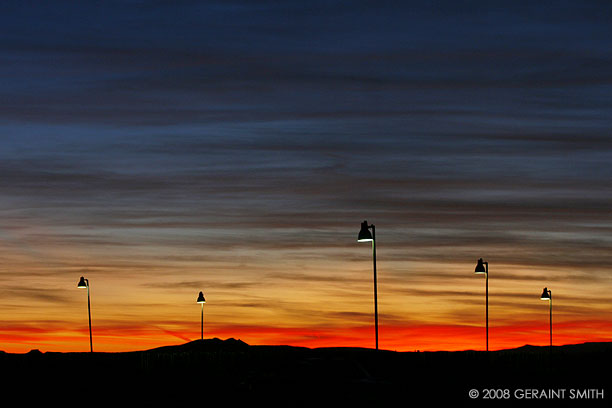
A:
<box><xmin>0</xmin><ymin>286</ymin><xmax>73</xmax><ymax>304</ymax></box>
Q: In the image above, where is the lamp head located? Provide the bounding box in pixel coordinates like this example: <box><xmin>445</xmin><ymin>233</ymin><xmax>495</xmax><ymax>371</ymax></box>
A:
<box><xmin>540</xmin><ymin>287</ymin><xmax>551</xmax><ymax>300</ymax></box>
<box><xmin>474</xmin><ymin>258</ymin><xmax>487</xmax><ymax>274</ymax></box>
<box><xmin>357</xmin><ymin>220</ymin><xmax>373</xmax><ymax>242</ymax></box>
<box><xmin>77</xmin><ymin>276</ymin><xmax>88</xmax><ymax>288</ymax></box>
<box><xmin>197</xmin><ymin>291</ymin><xmax>206</xmax><ymax>304</ymax></box>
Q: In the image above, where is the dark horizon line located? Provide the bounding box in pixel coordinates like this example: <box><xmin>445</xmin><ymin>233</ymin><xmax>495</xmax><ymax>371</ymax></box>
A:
<box><xmin>5</xmin><ymin>337</ymin><xmax>611</xmax><ymax>356</ymax></box>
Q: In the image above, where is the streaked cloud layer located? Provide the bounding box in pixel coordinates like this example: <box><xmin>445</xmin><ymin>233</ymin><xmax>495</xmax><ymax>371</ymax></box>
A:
<box><xmin>1</xmin><ymin>1</ymin><xmax>611</xmax><ymax>352</ymax></box>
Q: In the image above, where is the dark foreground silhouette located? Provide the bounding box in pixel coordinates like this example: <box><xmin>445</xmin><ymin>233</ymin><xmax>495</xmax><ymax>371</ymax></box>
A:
<box><xmin>2</xmin><ymin>339</ymin><xmax>610</xmax><ymax>406</ymax></box>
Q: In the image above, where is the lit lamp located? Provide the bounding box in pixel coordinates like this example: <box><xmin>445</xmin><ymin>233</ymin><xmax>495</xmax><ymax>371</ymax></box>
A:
<box><xmin>474</xmin><ymin>258</ymin><xmax>488</xmax><ymax>351</ymax></box>
<box><xmin>77</xmin><ymin>276</ymin><xmax>93</xmax><ymax>353</ymax></box>
<box><xmin>540</xmin><ymin>287</ymin><xmax>552</xmax><ymax>349</ymax></box>
<box><xmin>197</xmin><ymin>291</ymin><xmax>206</xmax><ymax>340</ymax></box>
<box><xmin>358</xmin><ymin>220</ymin><xmax>378</xmax><ymax>350</ymax></box>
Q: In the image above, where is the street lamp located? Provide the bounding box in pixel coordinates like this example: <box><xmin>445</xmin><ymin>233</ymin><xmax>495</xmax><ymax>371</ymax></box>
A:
<box><xmin>474</xmin><ymin>258</ymin><xmax>488</xmax><ymax>351</ymax></box>
<box><xmin>540</xmin><ymin>287</ymin><xmax>552</xmax><ymax>349</ymax></box>
<box><xmin>197</xmin><ymin>291</ymin><xmax>206</xmax><ymax>340</ymax></box>
<box><xmin>77</xmin><ymin>276</ymin><xmax>93</xmax><ymax>353</ymax></box>
<box><xmin>358</xmin><ymin>220</ymin><xmax>378</xmax><ymax>350</ymax></box>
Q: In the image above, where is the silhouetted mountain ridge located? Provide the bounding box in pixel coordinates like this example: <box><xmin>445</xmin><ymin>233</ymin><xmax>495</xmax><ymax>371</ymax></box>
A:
<box><xmin>140</xmin><ymin>338</ymin><xmax>612</xmax><ymax>354</ymax></box>
<box><xmin>3</xmin><ymin>338</ymin><xmax>611</xmax><ymax>355</ymax></box>
<box><xmin>143</xmin><ymin>337</ymin><xmax>250</xmax><ymax>353</ymax></box>
<box><xmin>2</xmin><ymin>339</ymin><xmax>609</xmax><ymax>406</ymax></box>
<box><xmin>136</xmin><ymin>338</ymin><xmax>612</xmax><ymax>353</ymax></box>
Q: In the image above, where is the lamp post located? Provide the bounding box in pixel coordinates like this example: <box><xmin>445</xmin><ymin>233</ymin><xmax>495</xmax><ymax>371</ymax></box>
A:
<box><xmin>358</xmin><ymin>220</ymin><xmax>378</xmax><ymax>350</ymax></box>
<box><xmin>197</xmin><ymin>291</ymin><xmax>206</xmax><ymax>340</ymax></box>
<box><xmin>77</xmin><ymin>276</ymin><xmax>93</xmax><ymax>353</ymax></box>
<box><xmin>474</xmin><ymin>258</ymin><xmax>488</xmax><ymax>351</ymax></box>
<box><xmin>540</xmin><ymin>287</ymin><xmax>552</xmax><ymax>350</ymax></box>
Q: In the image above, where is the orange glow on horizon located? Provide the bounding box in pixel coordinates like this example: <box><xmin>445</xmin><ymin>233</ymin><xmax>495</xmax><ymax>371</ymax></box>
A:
<box><xmin>2</xmin><ymin>320</ymin><xmax>611</xmax><ymax>354</ymax></box>
<box><xmin>2</xmin><ymin>223</ymin><xmax>611</xmax><ymax>355</ymax></box>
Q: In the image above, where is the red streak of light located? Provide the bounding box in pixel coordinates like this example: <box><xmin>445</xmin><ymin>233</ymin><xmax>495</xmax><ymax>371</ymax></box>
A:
<box><xmin>1</xmin><ymin>320</ymin><xmax>611</xmax><ymax>353</ymax></box>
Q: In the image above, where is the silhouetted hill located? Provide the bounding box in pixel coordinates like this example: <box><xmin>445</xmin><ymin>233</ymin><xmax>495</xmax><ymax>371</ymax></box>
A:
<box><xmin>502</xmin><ymin>341</ymin><xmax>612</xmax><ymax>353</ymax></box>
<box><xmin>2</xmin><ymin>340</ymin><xmax>609</xmax><ymax>406</ymax></box>
<box><xmin>144</xmin><ymin>337</ymin><xmax>250</xmax><ymax>353</ymax></box>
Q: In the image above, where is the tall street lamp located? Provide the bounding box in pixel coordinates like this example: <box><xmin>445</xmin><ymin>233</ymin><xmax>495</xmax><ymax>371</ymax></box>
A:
<box><xmin>474</xmin><ymin>258</ymin><xmax>488</xmax><ymax>351</ymax></box>
<box><xmin>358</xmin><ymin>220</ymin><xmax>378</xmax><ymax>350</ymax></box>
<box><xmin>77</xmin><ymin>276</ymin><xmax>93</xmax><ymax>353</ymax></box>
<box><xmin>197</xmin><ymin>291</ymin><xmax>206</xmax><ymax>340</ymax></box>
<box><xmin>540</xmin><ymin>287</ymin><xmax>552</xmax><ymax>350</ymax></box>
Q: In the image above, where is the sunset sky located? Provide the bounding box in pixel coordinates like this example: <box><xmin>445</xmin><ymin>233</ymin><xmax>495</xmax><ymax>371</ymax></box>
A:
<box><xmin>1</xmin><ymin>1</ymin><xmax>611</xmax><ymax>353</ymax></box>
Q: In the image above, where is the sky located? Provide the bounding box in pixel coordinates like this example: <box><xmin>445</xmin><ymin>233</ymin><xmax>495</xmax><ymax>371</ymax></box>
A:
<box><xmin>1</xmin><ymin>1</ymin><xmax>611</xmax><ymax>353</ymax></box>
